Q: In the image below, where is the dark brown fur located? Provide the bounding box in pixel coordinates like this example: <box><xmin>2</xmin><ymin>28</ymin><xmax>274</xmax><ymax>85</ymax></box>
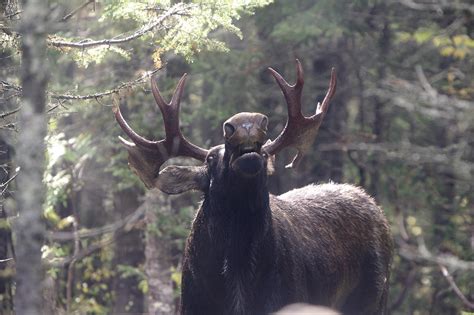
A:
<box><xmin>179</xmin><ymin>146</ymin><xmax>392</xmax><ymax>315</ymax></box>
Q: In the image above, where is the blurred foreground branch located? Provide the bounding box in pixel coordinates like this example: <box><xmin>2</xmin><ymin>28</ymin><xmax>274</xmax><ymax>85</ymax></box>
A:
<box><xmin>397</xmin><ymin>238</ymin><xmax>474</xmax><ymax>271</ymax></box>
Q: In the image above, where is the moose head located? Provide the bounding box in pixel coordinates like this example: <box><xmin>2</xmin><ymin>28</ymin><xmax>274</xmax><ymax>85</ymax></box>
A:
<box><xmin>113</xmin><ymin>59</ymin><xmax>336</xmax><ymax>194</ymax></box>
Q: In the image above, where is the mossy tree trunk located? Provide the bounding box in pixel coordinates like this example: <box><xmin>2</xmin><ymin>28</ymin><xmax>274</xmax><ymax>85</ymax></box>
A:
<box><xmin>14</xmin><ymin>0</ymin><xmax>49</xmax><ymax>313</ymax></box>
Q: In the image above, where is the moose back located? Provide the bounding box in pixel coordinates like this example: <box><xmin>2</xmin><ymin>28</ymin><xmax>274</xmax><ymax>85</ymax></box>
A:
<box><xmin>114</xmin><ymin>60</ymin><xmax>393</xmax><ymax>315</ymax></box>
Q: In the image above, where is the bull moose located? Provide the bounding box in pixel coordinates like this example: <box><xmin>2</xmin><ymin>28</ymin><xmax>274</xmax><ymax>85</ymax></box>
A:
<box><xmin>114</xmin><ymin>60</ymin><xmax>393</xmax><ymax>315</ymax></box>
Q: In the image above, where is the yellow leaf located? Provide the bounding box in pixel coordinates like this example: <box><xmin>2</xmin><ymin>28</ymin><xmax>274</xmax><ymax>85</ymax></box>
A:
<box><xmin>453</xmin><ymin>35</ymin><xmax>464</xmax><ymax>46</ymax></box>
<box><xmin>406</xmin><ymin>216</ymin><xmax>417</xmax><ymax>226</ymax></box>
<box><xmin>138</xmin><ymin>279</ymin><xmax>148</xmax><ymax>294</ymax></box>
<box><xmin>453</xmin><ymin>48</ymin><xmax>467</xmax><ymax>60</ymax></box>
<box><xmin>440</xmin><ymin>46</ymin><xmax>455</xmax><ymax>56</ymax></box>
<box><xmin>411</xmin><ymin>226</ymin><xmax>422</xmax><ymax>236</ymax></box>
<box><xmin>58</xmin><ymin>215</ymin><xmax>75</xmax><ymax>229</ymax></box>
<box><xmin>152</xmin><ymin>48</ymin><xmax>163</xmax><ymax>69</ymax></box>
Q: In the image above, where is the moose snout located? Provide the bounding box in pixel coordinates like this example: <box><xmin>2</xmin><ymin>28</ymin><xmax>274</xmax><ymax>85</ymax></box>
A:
<box><xmin>223</xmin><ymin>112</ymin><xmax>268</xmax><ymax>149</ymax></box>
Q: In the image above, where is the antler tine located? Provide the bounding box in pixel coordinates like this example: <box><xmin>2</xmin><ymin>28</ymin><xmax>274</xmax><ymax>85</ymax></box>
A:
<box><xmin>150</xmin><ymin>74</ymin><xmax>208</xmax><ymax>160</ymax></box>
<box><xmin>151</xmin><ymin>74</ymin><xmax>187</xmax><ymax>137</ymax></box>
<box><xmin>263</xmin><ymin>60</ymin><xmax>337</xmax><ymax>169</ymax></box>
<box><xmin>114</xmin><ymin>74</ymin><xmax>208</xmax><ymax>188</ymax></box>
<box><xmin>113</xmin><ymin>106</ymin><xmax>157</xmax><ymax>149</ymax></box>
<box><xmin>268</xmin><ymin>59</ymin><xmax>304</xmax><ymax>119</ymax></box>
<box><xmin>151</xmin><ymin>75</ymin><xmax>168</xmax><ymax>111</ymax></box>
<box><xmin>312</xmin><ymin>67</ymin><xmax>337</xmax><ymax>119</ymax></box>
<box><xmin>170</xmin><ymin>74</ymin><xmax>187</xmax><ymax>109</ymax></box>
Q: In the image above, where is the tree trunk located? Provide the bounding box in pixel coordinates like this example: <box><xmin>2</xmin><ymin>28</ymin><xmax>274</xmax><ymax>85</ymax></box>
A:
<box><xmin>143</xmin><ymin>191</ymin><xmax>175</xmax><ymax>315</ymax></box>
<box><xmin>0</xmin><ymin>140</ymin><xmax>14</xmax><ymax>313</ymax></box>
<box><xmin>112</xmin><ymin>188</ymin><xmax>145</xmax><ymax>314</ymax></box>
<box><xmin>0</xmin><ymin>0</ymin><xmax>18</xmax><ymax>311</ymax></box>
<box><xmin>13</xmin><ymin>0</ymin><xmax>49</xmax><ymax>313</ymax></box>
<box><xmin>369</xmin><ymin>9</ymin><xmax>391</xmax><ymax>197</ymax></box>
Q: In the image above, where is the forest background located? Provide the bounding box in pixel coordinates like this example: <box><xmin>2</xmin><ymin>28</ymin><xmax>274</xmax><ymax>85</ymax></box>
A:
<box><xmin>1</xmin><ymin>0</ymin><xmax>473</xmax><ymax>314</ymax></box>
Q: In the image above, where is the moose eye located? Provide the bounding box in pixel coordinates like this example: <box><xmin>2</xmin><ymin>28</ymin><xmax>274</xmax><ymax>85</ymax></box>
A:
<box><xmin>207</xmin><ymin>154</ymin><xmax>216</xmax><ymax>163</ymax></box>
<box><xmin>224</xmin><ymin>123</ymin><xmax>235</xmax><ymax>138</ymax></box>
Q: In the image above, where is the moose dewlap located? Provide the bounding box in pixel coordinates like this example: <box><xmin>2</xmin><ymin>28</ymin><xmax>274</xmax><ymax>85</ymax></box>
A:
<box><xmin>115</xmin><ymin>60</ymin><xmax>393</xmax><ymax>315</ymax></box>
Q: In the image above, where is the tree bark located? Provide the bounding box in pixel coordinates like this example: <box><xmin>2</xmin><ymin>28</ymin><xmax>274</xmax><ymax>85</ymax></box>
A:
<box><xmin>112</xmin><ymin>188</ymin><xmax>145</xmax><ymax>314</ymax></box>
<box><xmin>369</xmin><ymin>8</ymin><xmax>391</xmax><ymax>197</ymax></box>
<box><xmin>143</xmin><ymin>191</ymin><xmax>175</xmax><ymax>315</ymax></box>
<box><xmin>13</xmin><ymin>0</ymin><xmax>49</xmax><ymax>313</ymax></box>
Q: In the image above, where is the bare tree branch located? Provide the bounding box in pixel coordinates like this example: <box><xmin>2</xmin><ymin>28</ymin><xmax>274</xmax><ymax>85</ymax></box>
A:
<box><xmin>5</xmin><ymin>10</ymin><xmax>22</xmax><ymax>19</ymax></box>
<box><xmin>2</xmin><ymin>68</ymin><xmax>162</xmax><ymax>102</ymax></box>
<box><xmin>399</xmin><ymin>0</ymin><xmax>474</xmax><ymax>14</ymax></box>
<box><xmin>0</xmin><ymin>107</ymin><xmax>21</xmax><ymax>119</ymax></box>
<box><xmin>43</xmin><ymin>198</ymin><xmax>148</xmax><ymax>269</ymax></box>
<box><xmin>365</xmin><ymin>76</ymin><xmax>473</xmax><ymax>119</ymax></box>
<box><xmin>397</xmin><ymin>238</ymin><xmax>474</xmax><ymax>271</ymax></box>
<box><xmin>415</xmin><ymin>65</ymin><xmax>437</xmax><ymax>99</ymax></box>
<box><xmin>0</xmin><ymin>123</ymin><xmax>17</xmax><ymax>131</ymax></box>
<box><xmin>439</xmin><ymin>265</ymin><xmax>474</xmax><ymax>310</ymax></box>
<box><xmin>61</xmin><ymin>0</ymin><xmax>95</xmax><ymax>22</ymax></box>
<box><xmin>319</xmin><ymin>141</ymin><xmax>473</xmax><ymax>181</ymax></box>
<box><xmin>389</xmin><ymin>267</ymin><xmax>417</xmax><ymax>312</ymax></box>
<box><xmin>49</xmin><ymin>3</ymin><xmax>188</xmax><ymax>49</ymax></box>
<box><xmin>1</xmin><ymin>80</ymin><xmax>21</xmax><ymax>92</ymax></box>
<box><xmin>49</xmin><ymin>205</ymin><xmax>145</xmax><ymax>241</ymax></box>
<box><xmin>47</xmin><ymin>237</ymin><xmax>115</xmax><ymax>268</ymax></box>
<box><xmin>0</xmin><ymin>167</ymin><xmax>19</xmax><ymax>196</ymax></box>
<box><xmin>50</xmin><ymin>68</ymin><xmax>162</xmax><ymax>100</ymax></box>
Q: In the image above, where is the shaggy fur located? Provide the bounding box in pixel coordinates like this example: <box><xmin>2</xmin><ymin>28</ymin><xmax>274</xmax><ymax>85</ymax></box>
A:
<box><xmin>178</xmin><ymin>146</ymin><xmax>393</xmax><ymax>315</ymax></box>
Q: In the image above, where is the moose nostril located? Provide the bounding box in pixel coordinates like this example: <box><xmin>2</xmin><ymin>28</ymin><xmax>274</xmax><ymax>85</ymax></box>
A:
<box><xmin>224</xmin><ymin>123</ymin><xmax>235</xmax><ymax>138</ymax></box>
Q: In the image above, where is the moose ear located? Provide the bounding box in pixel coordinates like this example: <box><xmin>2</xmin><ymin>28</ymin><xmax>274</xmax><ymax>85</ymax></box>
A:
<box><xmin>155</xmin><ymin>165</ymin><xmax>209</xmax><ymax>195</ymax></box>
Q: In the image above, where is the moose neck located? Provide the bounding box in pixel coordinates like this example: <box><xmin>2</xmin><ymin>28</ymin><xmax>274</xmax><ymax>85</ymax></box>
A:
<box><xmin>205</xmin><ymin>166</ymin><xmax>272</xmax><ymax>268</ymax></box>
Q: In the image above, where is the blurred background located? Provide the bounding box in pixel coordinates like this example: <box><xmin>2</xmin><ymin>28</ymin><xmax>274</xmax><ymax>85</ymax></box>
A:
<box><xmin>1</xmin><ymin>0</ymin><xmax>473</xmax><ymax>314</ymax></box>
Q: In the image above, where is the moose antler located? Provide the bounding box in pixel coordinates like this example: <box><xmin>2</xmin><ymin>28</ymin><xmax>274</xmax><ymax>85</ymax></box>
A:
<box><xmin>114</xmin><ymin>74</ymin><xmax>208</xmax><ymax>188</ymax></box>
<box><xmin>263</xmin><ymin>59</ymin><xmax>337</xmax><ymax>168</ymax></box>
